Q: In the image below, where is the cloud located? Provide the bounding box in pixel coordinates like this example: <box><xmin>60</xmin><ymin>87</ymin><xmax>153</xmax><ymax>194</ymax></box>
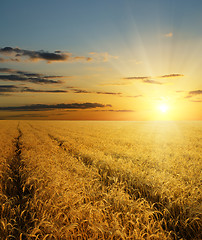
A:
<box><xmin>72</xmin><ymin>89</ymin><xmax>91</xmax><ymax>94</ymax></box>
<box><xmin>0</xmin><ymin>84</ymin><xmax>69</xmax><ymax>94</ymax></box>
<box><xmin>0</xmin><ymin>47</ymin><xmax>93</xmax><ymax>63</ymax></box>
<box><xmin>185</xmin><ymin>90</ymin><xmax>202</xmax><ymax>100</ymax></box>
<box><xmin>42</xmin><ymin>75</ymin><xmax>66</xmax><ymax>79</ymax></box>
<box><xmin>8</xmin><ymin>113</ymin><xmax>49</xmax><ymax>118</ymax></box>
<box><xmin>188</xmin><ymin>90</ymin><xmax>202</xmax><ymax>95</ymax></box>
<box><xmin>143</xmin><ymin>79</ymin><xmax>162</xmax><ymax>85</ymax></box>
<box><xmin>0</xmin><ymin>68</ymin><xmax>64</xmax><ymax>84</ymax></box>
<box><xmin>0</xmin><ymin>74</ymin><xmax>62</xmax><ymax>84</ymax></box>
<box><xmin>71</xmin><ymin>88</ymin><xmax>122</xmax><ymax>95</ymax></box>
<box><xmin>21</xmin><ymin>88</ymin><xmax>68</xmax><ymax>93</ymax></box>
<box><xmin>0</xmin><ymin>68</ymin><xmax>20</xmax><ymax>73</ymax></box>
<box><xmin>190</xmin><ymin>100</ymin><xmax>202</xmax><ymax>102</ymax></box>
<box><xmin>181</xmin><ymin>90</ymin><xmax>202</xmax><ymax>101</ymax></box>
<box><xmin>123</xmin><ymin>76</ymin><xmax>163</xmax><ymax>85</ymax></box>
<box><xmin>0</xmin><ymin>102</ymin><xmax>112</xmax><ymax>111</ymax></box>
<box><xmin>93</xmin><ymin>109</ymin><xmax>135</xmax><ymax>112</ymax></box>
<box><xmin>123</xmin><ymin>76</ymin><xmax>149</xmax><ymax>80</ymax></box>
<box><xmin>0</xmin><ymin>57</ymin><xmax>8</xmax><ymax>62</ymax></box>
<box><xmin>159</xmin><ymin>74</ymin><xmax>184</xmax><ymax>78</ymax></box>
<box><xmin>122</xmin><ymin>73</ymin><xmax>184</xmax><ymax>85</ymax></box>
<box><xmin>0</xmin><ymin>85</ymin><xmax>18</xmax><ymax>92</ymax></box>
<box><xmin>89</xmin><ymin>52</ymin><xmax>118</xmax><ymax>62</ymax></box>
<box><xmin>164</xmin><ymin>32</ymin><xmax>173</xmax><ymax>38</ymax></box>
<box><xmin>95</xmin><ymin>91</ymin><xmax>121</xmax><ymax>95</ymax></box>
<box><xmin>0</xmin><ymin>83</ymin><xmax>121</xmax><ymax>96</ymax></box>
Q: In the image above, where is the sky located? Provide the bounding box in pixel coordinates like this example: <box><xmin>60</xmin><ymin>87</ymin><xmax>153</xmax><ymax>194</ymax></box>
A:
<box><xmin>0</xmin><ymin>0</ymin><xmax>201</xmax><ymax>120</ymax></box>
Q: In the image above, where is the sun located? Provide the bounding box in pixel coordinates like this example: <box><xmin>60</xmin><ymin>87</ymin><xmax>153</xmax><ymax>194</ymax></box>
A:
<box><xmin>159</xmin><ymin>104</ymin><xmax>169</xmax><ymax>113</ymax></box>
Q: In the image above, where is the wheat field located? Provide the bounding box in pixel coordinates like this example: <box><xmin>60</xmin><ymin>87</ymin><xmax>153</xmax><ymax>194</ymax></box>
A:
<box><xmin>0</xmin><ymin>120</ymin><xmax>201</xmax><ymax>239</ymax></box>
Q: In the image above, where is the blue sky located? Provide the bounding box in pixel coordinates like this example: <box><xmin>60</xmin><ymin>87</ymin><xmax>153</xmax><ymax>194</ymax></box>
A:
<box><xmin>0</xmin><ymin>0</ymin><xmax>201</xmax><ymax>120</ymax></box>
<box><xmin>1</xmin><ymin>0</ymin><xmax>201</xmax><ymax>50</ymax></box>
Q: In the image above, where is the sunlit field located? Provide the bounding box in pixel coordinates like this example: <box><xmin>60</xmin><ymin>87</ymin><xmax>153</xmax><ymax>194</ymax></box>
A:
<box><xmin>0</xmin><ymin>120</ymin><xmax>201</xmax><ymax>239</ymax></box>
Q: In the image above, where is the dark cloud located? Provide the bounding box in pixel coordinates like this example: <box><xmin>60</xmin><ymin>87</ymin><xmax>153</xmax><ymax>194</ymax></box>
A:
<box><xmin>72</xmin><ymin>89</ymin><xmax>91</xmax><ymax>94</ymax></box>
<box><xmin>143</xmin><ymin>79</ymin><xmax>162</xmax><ymax>85</ymax></box>
<box><xmin>106</xmin><ymin>109</ymin><xmax>135</xmax><ymax>112</ymax></box>
<box><xmin>8</xmin><ymin>113</ymin><xmax>49</xmax><ymax>118</ymax></box>
<box><xmin>122</xmin><ymin>74</ymin><xmax>184</xmax><ymax>85</ymax></box>
<box><xmin>96</xmin><ymin>91</ymin><xmax>121</xmax><ymax>95</ymax></box>
<box><xmin>122</xmin><ymin>76</ymin><xmax>163</xmax><ymax>85</ymax></box>
<box><xmin>159</xmin><ymin>74</ymin><xmax>184</xmax><ymax>78</ymax></box>
<box><xmin>0</xmin><ymin>85</ymin><xmax>18</xmax><ymax>92</ymax></box>
<box><xmin>184</xmin><ymin>90</ymin><xmax>202</xmax><ymax>99</ymax></box>
<box><xmin>123</xmin><ymin>76</ymin><xmax>149</xmax><ymax>80</ymax></box>
<box><xmin>72</xmin><ymin>88</ymin><xmax>122</xmax><ymax>95</ymax></box>
<box><xmin>0</xmin><ymin>102</ymin><xmax>111</xmax><ymax>111</ymax></box>
<box><xmin>0</xmin><ymin>83</ymin><xmax>121</xmax><ymax>96</ymax></box>
<box><xmin>0</xmin><ymin>68</ymin><xmax>13</xmax><ymax>73</ymax></box>
<box><xmin>0</xmin><ymin>47</ymin><xmax>92</xmax><ymax>63</ymax></box>
<box><xmin>21</xmin><ymin>88</ymin><xmax>68</xmax><ymax>93</ymax></box>
<box><xmin>43</xmin><ymin>75</ymin><xmax>65</xmax><ymax>79</ymax></box>
<box><xmin>0</xmin><ymin>74</ymin><xmax>61</xmax><ymax>84</ymax></box>
<box><xmin>22</xmin><ymin>73</ymin><xmax>42</xmax><ymax>77</ymax></box>
<box><xmin>0</xmin><ymin>68</ymin><xmax>63</xmax><ymax>84</ymax></box>
<box><xmin>0</xmin><ymin>84</ymin><xmax>68</xmax><ymax>94</ymax></box>
<box><xmin>188</xmin><ymin>90</ymin><xmax>202</xmax><ymax>95</ymax></box>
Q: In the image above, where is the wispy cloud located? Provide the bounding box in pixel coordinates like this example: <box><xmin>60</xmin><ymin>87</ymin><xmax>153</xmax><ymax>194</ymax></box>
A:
<box><xmin>188</xmin><ymin>90</ymin><xmax>202</xmax><ymax>95</ymax></box>
<box><xmin>0</xmin><ymin>68</ymin><xmax>64</xmax><ymax>84</ymax></box>
<box><xmin>0</xmin><ymin>47</ymin><xmax>117</xmax><ymax>64</ymax></box>
<box><xmin>72</xmin><ymin>88</ymin><xmax>122</xmax><ymax>95</ymax></box>
<box><xmin>159</xmin><ymin>74</ymin><xmax>184</xmax><ymax>78</ymax></box>
<box><xmin>0</xmin><ymin>85</ymin><xmax>18</xmax><ymax>92</ymax></box>
<box><xmin>143</xmin><ymin>79</ymin><xmax>162</xmax><ymax>85</ymax></box>
<box><xmin>0</xmin><ymin>81</ymin><xmax>122</xmax><ymax>96</ymax></box>
<box><xmin>190</xmin><ymin>100</ymin><xmax>202</xmax><ymax>102</ymax></box>
<box><xmin>164</xmin><ymin>32</ymin><xmax>173</xmax><ymax>38</ymax></box>
<box><xmin>8</xmin><ymin>113</ymin><xmax>49</xmax><ymax>118</ymax></box>
<box><xmin>177</xmin><ymin>89</ymin><xmax>202</xmax><ymax>101</ymax></box>
<box><xmin>123</xmin><ymin>76</ymin><xmax>150</xmax><ymax>80</ymax></box>
<box><xmin>21</xmin><ymin>88</ymin><xmax>68</xmax><ymax>93</ymax></box>
<box><xmin>0</xmin><ymin>47</ymin><xmax>93</xmax><ymax>63</ymax></box>
<box><xmin>185</xmin><ymin>90</ymin><xmax>202</xmax><ymax>100</ymax></box>
<box><xmin>89</xmin><ymin>52</ymin><xmax>118</xmax><ymax>62</ymax></box>
<box><xmin>0</xmin><ymin>102</ymin><xmax>112</xmax><ymax>111</ymax></box>
<box><xmin>126</xmin><ymin>95</ymin><xmax>142</xmax><ymax>98</ymax></box>
<box><xmin>0</xmin><ymin>84</ymin><xmax>69</xmax><ymax>94</ymax></box>
<box><xmin>92</xmin><ymin>109</ymin><xmax>135</xmax><ymax>112</ymax></box>
<box><xmin>123</xmin><ymin>76</ymin><xmax>163</xmax><ymax>85</ymax></box>
<box><xmin>0</xmin><ymin>57</ymin><xmax>9</xmax><ymax>62</ymax></box>
<box><xmin>121</xmin><ymin>73</ymin><xmax>184</xmax><ymax>85</ymax></box>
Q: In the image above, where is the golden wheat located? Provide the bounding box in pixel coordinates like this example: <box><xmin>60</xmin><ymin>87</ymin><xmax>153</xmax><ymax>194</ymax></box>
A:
<box><xmin>0</xmin><ymin>120</ymin><xmax>201</xmax><ymax>239</ymax></box>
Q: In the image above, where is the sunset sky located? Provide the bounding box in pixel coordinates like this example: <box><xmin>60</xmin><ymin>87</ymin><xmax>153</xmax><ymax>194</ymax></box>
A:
<box><xmin>0</xmin><ymin>0</ymin><xmax>201</xmax><ymax>120</ymax></box>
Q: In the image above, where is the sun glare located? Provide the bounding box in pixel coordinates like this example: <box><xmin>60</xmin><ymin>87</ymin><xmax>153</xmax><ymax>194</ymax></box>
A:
<box><xmin>159</xmin><ymin>104</ymin><xmax>169</xmax><ymax>113</ymax></box>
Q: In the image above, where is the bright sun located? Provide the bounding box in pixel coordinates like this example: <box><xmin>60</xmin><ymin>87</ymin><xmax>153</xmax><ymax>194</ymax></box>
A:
<box><xmin>159</xmin><ymin>104</ymin><xmax>169</xmax><ymax>113</ymax></box>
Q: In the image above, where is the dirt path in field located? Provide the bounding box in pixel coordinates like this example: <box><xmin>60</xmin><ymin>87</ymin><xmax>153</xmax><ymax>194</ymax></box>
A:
<box><xmin>1</xmin><ymin>124</ymin><xmax>34</xmax><ymax>239</ymax></box>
